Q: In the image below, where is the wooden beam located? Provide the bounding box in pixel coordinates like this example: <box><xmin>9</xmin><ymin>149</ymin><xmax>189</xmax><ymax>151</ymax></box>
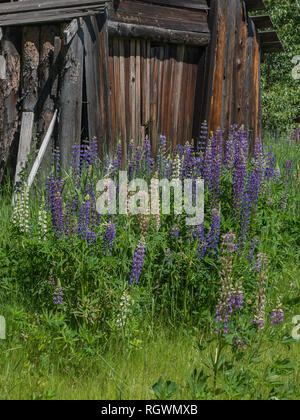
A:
<box><xmin>0</xmin><ymin>6</ymin><xmax>105</xmax><ymax>27</ymax></box>
<box><xmin>58</xmin><ymin>27</ymin><xmax>84</xmax><ymax>169</ymax></box>
<box><xmin>259</xmin><ymin>30</ymin><xmax>284</xmax><ymax>52</ymax></box>
<box><xmin>108</xmin><ymin>1</ymin><xmax>210</xmax><ymax>34</ymax></box>
<box><xmin>82</xmin><ymin>16</ymin><xmax>103</xmax><ymax>143</ymax></box>
<box><xmin>0</xmin><ymin>0</ymin><xmax>108</xmax><ymax>14</ymax></box>
<box><xmin>244</xmin><ymin>0</ymin><xmax>266</xmax><ymax>11</ymax></box>
<box><xmin>27</xmin><ymin>110</ymin><xmax>57</xmax><ymax>189</ymax></box>
<box><xmin>250</xmin><ymin>14</ymin><xmax>273</xmax><ymax>29</ymax></box>
<box><xmin>261</xmin><ymin>41</ymin><xmax>284</xmax><ymax>53</ymax></box>
<box><xmin>108</xmin><ymin>21</ymin><xmax>211</xmax><ymax>46</ymax></box>
<box><xmin>14</xmin><ymin>112</ymin><xmax>34</xmax><ymax>185</ymax></box>
<box><xmin>98</xmin><ymin>11</ymin><xmax>113</xmax><ymax>157</ymax></box>
<box><xmin>125</xmin><ymin>0</ymin><xmax>209</xmax><ymax>10</ymax></box>
<box><xmin>63</xmin><ymin>19</ymin><xmax>79</xmax><ymax>45</ymax></box>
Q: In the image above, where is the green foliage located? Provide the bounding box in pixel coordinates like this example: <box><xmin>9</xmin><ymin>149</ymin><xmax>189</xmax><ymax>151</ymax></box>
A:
<box><xmin>1</xmin><ymin>136</ymin><xmax>300</xmax><ymax>399</ymax></box>
<box><xmin>261</xmin><ymin>0</ymin><xmax>300</xmax><ymax>130</ymax></box>
<box><xmin>150</xmin><ymin>377</ymin><xmax>178</xmax><ymax>400</ymax></box>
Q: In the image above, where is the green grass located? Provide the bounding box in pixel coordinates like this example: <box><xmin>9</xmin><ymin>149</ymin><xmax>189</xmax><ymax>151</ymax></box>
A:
<box><xmin>1</xmin><ymin>323</ymin><xmax>300</xmax><ymax>400</ymax></box>
<box><xmin>1</xmin><ymin>136</ymin><xmax>300</xmax><ymax>400</ymax></box>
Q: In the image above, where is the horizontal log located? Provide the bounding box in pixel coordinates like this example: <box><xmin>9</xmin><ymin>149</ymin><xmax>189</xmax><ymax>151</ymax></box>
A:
<box><xmin>126</xmin><ymin>0</ymin><xmax>209</xmax><ymax>10</ymax></box>
<box><xmin>112</xmin><ymin>1</ymin><xmax>208</xmax><ymax>25</ymax></box>
<box><xmin>0</xmin><ymin>7</ymin><xmax>105</xmax><ymax>26</ymax></box>
<box><xmin>0</xmin><ymin>0</ymin><xmax>108</xmax><ymax>14</ymax></box>
<box><xmin>108</xmin><ymin>6</ymin><xmax>209</xmax><ymax>34</ymax></box>
<box><xmin>108</xmin><ymin>21</ymin><xmax>211</xmax><ymax>46</ymax></box>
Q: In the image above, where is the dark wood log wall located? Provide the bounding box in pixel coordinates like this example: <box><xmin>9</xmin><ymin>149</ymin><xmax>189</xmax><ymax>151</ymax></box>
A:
<box><xmin>0</xmin><ymin>27</ymin><xmax>21</xmax><ymax>182</ymax></box>
<box><xmin>0</xmin><ymin>15</ymin><xmax>110</xmax><ymax>179</ymax></box>
<box><xmin>0</xmin><ymin>0</ymin><xmax>270</xmax><ymax>181</ymax></box>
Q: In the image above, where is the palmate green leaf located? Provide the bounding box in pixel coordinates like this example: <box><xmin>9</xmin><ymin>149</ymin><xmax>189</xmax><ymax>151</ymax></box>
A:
<box><xmin>150</xmin><ymin>376</ymin><xmax>178</xmax><ymax>400</ymax></box>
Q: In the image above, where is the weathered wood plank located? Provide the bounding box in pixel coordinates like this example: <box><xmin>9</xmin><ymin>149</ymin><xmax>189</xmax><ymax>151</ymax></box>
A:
<box><xmin>108</xmin><ymin>2</ymin><xmax>209</xmax><ymax>34</ymax></box>
<box><xmin>171</xmin><ymin>44</ymin><xmax>184</xmax><ymax>148</ymax></box>
<box><xmin>250</xmin><ymin>14</ymin><xmax>273</xmax><ymax>29</ymax></box>
<box><xmin>98</xmin><ymin>12</ymin><xmax>112</xmax><ymax>157</ymax></box>
<box><xmin>259</xmin><ymin>30</ymin><xmax>284</xmax><ymax>52</ymax></box>
<box><xmin>14</xmin><ymin>111</ymin><xmax>34</xmax><ymax>185</ymax></box>
<box><xmin>58</xmin><ymin>27</ymin><xmax>84</xmax><ymax>169</ymax></box>
<box><xmin>0</xmin><ymin>0</ymin><xmax>107</xmax><ymax>14</ymax></box>
<box><xmin>109</xmin><ymin>38</ymin><xmax>116</xmax><ymax>142</ymax></box>
<box><xmin>244</xmin><ymin>0</ymin><xmax>266</xmax><ymax>11</ymax></box>
<box><xmin>27</xmin><ymin>110</ymin><xmax>57</xmax><ymax>188</ymax></box>
<box><xmin>108</xmin><ymin>21</ymin><xmax>211</xmax><ymax>46</ymax></box>
<box><xmin>0</xmin><ymin>3</ymin><xmax>106</xmax><ymax>27</ymax></box>
<box><xmin>124</xmin><ymin>39</ymin><xmax>131</xmax><ymax>142</ymax></box>
<box><xmin>208</xmin><ymin>0</ymin><xmax>226</xmax><ymax>133</ymax></box>
<box><xmin>160</xmin><ymin>44</ymin><xmax>169</xmax><ymax>139</ymax></box>
<box><xmin>63</xmin><ymin>18</ymin><xmax>79</xmax><ymax>45</ymax></box>
<box><xmin>51</xmin><ymin>36</ymin><xmax>62</xmax><ymax>98</ymax></box>
<box><xmin>166</xmin><ymin>44</ymin><xmax>176</xmax><ymax>146</ymax></box>
<box><xmin>82</xmin><ymin>16</ymin><xmax>104</xmax><ymax>143</ymax></box>
<box><xmin>113</xmin><ymin>37</ymin><xmax>120</xmax><ymax>140</ymax></box>
<box><xmin>129</xmin><ymin>39</ymin><xmax>136</xmax><ymax>141</ymax></box>
<box><xmin>156</xmin><ymin>46</ymin><xmax>164</xmax><ymax>141</ymax></box>
<box><xmin>135</xmin><ymin>40</ymin><xmax>141</xmax><ymax>143</ymax></box>
<box><xmin>221</xmin><ymin>0</ymin><xmax>236</xmax><ymax>133</ymax></box>
<box><xmin>0</xmin><ymin>55</ymin><xmax>6</xmax><ymax>80</ymax></box>
<box><xmin>125</xmin><ymin>0</ymin><xmax>209</xmax><ymax>10</ymax></box>
<box><xmin>119</xmin><ymin>38</ymin><xmax>127</xmax><ymax>143</ymax></box>
<box><xmin>145</xmin><ymin>40</ymin><xmax>151</xmax><ymax>127</ymax></box>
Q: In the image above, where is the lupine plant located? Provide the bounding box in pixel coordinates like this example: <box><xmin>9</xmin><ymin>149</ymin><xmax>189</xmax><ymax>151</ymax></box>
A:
<box><xmin>10</xmin><ymin>127</ymin><xmax>292</xmax><ymax>335</ymax></box>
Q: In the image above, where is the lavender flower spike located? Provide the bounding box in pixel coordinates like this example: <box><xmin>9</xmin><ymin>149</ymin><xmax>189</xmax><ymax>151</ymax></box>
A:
<box><xmin>129</xmin><ymin>237</ymin><xmax>146</xmax><ymax>285</ymax></box>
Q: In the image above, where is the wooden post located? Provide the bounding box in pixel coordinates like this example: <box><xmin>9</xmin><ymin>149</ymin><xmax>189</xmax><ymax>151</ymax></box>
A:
<box><xmin>27</xmin><ymin>110</ymin><xmax>57</xmax><ymax>189</ymax></box>
<box><xmin>15</xmin><ymin>112</ymin><xmax>34</xmax><ymax>186</ymax></box>
<box><xmin>57</xmin><ymin>23</ymin><xmax>84</xmax><ymax>170</ymax></box>
<box><xmin>82</xmin><ymin>16</ymin><xmax>105</xmax><ymax>145</ymax></box>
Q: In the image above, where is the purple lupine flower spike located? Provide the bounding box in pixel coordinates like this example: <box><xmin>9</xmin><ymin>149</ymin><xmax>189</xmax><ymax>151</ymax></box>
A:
<box><xmin>129</xmin><ymin>237</ymin><xmax>146</xmax><ymax>285</ymax></box>
<box><xmin>103</xmin><ymin>223</ymin><xmax>116</xmax><ymax>254</ymax></box>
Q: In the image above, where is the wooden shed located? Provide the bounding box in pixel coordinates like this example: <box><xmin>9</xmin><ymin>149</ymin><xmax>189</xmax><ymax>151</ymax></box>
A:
<box><xmin>0</xmin><ymin>0</ymin><xmax>283</xmax><ymax>180</ymax></box>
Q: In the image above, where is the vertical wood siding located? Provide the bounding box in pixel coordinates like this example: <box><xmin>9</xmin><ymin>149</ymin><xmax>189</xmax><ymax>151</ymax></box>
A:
<box><xmin>108</xmin><ymin>37</ymin><xmax>202</xmax><ymax>150</ymax></box>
